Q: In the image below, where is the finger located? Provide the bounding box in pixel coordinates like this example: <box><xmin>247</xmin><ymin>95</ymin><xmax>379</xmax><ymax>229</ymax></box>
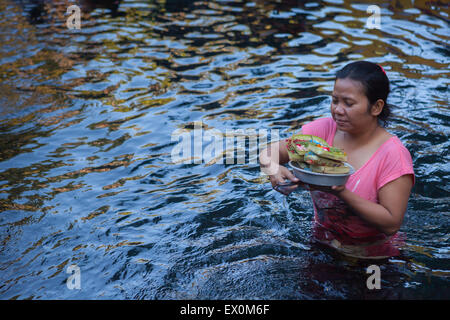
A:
<box><xmin>284</xmin><ymin>169</ymin><xmax>299</xmax><ymax>183</ymax></box>
<box><xmin>275</xmin><ymin>185</ymin><xmax>295</xmax><ymax>195</ymax></box>
<box><xmin>276</xmin><ymin>181</ymin><xmax>303</xmax><ymax>195</ymax></box>
<box><xmin>273</xmin><ymin>184</ymin><xmax>289</xmax><ymax>195</ymax></box>
<box><xmin>331</xmin><ymin>185</ymin><xmax>345</xmax><ymax>193</ymax></box>
<box><xmin>284</xmin><ymin>184</ymin><xmax>299</xmax><ymax>193</ymax></box>
<box><xmin>270</xmin><ymin>177</ymin><xmax>284</xmax><ymax>188</ymax></box>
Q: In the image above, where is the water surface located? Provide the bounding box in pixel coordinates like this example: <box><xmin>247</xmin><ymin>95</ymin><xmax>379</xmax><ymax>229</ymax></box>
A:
<box><xmin>0</xmin><ymin>0</ymin><xmax>449</xmax><ymax>299</ymax></box>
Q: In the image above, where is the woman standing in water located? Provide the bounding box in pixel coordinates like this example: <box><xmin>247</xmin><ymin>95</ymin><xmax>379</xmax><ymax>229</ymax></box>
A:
<box><xmin>259</xmin><ymin>61</ymin><xmax>415</xmax><ymax>258</ymax></box>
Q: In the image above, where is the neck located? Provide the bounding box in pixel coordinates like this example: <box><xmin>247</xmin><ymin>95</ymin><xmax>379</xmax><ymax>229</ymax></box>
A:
<box><xmin>341</xmin><ymin>120</ymin><xmax>380</xmax><ymax>146</ymax></box>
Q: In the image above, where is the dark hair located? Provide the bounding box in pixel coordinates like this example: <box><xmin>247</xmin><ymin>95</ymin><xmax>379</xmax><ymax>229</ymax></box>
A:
<box><xmin>336</xmin><ymin>61</ymin><xmax>391</xmax><ymax>126</ymax></box>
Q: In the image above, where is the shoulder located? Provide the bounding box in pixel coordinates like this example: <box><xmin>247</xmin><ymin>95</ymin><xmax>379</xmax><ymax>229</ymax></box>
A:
<box><xmin>375</xmin><ymin>135</ymin><xmax>415</xmax><ymax>188</ymax></box>
<box><xmin>380</xmin><ymin>136</ymin><xmax>413</xmax><ymax>161</ymax></box>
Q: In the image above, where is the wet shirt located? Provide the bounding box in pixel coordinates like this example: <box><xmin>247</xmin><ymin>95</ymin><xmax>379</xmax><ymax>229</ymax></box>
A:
<box><xmin>301</xmin><ymin>117</ymin><xmax>415</xmax><ymax>257</ymax></box>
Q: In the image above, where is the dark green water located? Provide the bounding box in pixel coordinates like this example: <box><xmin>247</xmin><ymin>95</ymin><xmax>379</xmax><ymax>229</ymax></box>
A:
<box><xmin>0</xmin><ymin>0</ymin><xmax>448</xmax><ymax>299</ymax></box>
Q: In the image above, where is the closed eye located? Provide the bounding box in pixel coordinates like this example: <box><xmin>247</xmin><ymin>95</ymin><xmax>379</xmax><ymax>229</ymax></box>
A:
<box><xmin>344</xmin><ymin>99</ymin><xmax>355</xmax><ymax>106</ymax></box>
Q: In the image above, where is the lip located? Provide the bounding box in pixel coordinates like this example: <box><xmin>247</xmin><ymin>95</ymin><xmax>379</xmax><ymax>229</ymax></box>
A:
<box><xmin>335</xmin><ymin>119</ymin><xmax>348</xmax><ymax>125</ymax></box>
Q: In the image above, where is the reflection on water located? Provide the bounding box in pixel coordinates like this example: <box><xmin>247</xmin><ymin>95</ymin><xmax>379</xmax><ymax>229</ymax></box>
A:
<box><xmin>0</xmin><ymin>0</ymin><xmax>449</xmax><ymax>299</ymax></box>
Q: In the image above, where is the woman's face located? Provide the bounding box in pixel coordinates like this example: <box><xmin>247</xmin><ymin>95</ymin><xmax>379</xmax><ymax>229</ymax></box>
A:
<box><xmin>331</xmin><ymin>78</ymin><xmax>377</xmax><ymax>133</ymax></box>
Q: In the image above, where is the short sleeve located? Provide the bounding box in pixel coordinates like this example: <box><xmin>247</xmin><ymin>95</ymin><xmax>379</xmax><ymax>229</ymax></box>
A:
<box><xmin>300</xmin><ymin>117</ymin><xmax>336</xmax><ymax>146</ymax></box>
<box><xmin>376</xmin><ymin>138</ymin><xmax>415</xmax><ymax>190</ymax></box>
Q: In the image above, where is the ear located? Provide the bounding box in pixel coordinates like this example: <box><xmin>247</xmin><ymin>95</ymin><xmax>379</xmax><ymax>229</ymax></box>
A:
<box><xmin>370</xmin><ymin>99</ymin><xmax>384</xmax><ymax>117</ymax></box>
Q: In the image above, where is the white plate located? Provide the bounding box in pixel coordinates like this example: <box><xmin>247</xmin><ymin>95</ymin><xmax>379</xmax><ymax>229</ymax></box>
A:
<box><xmin>288</xmin><ymin>161</ymin><xmax>355</xmax><ymax>186</ymax></box>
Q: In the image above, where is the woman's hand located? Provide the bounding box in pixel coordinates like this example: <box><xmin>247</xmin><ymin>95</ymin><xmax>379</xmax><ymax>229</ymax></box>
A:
<box><xmin>269</xmin><ymin>166</ymin><xmax>309</xmax><ymax>195</ymax></box>
<box><xmin>259</xmin><ymin>137</ymin><xmax>309</xmax><ymax>195</ymax></box>
<box><xmin>331</xmin><ymin>185</ymin><xmax>346</xmax><ymax>194</ymax></box>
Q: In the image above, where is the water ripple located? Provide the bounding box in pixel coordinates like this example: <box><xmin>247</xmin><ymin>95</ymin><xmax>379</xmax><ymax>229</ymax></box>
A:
<box><xmin>0</xmin><ymin>0</ymin><xmax>448</xmax><ymax>299</ymax></box>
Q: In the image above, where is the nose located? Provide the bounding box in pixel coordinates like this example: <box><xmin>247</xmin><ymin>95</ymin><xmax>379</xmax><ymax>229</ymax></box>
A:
<box><xmin>333</xmin><ymin>103</ymin><xmax>345</xmax><ymax>115</ymax></box>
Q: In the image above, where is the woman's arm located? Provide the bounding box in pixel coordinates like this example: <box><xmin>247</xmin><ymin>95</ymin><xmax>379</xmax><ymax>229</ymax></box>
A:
<box><xmin>259</xmin><ymin>128</ymin><xmax>303</xmax><ymax>169</ymax></box>
<box><xmin>259</xmin><ymin>138</ymin><xmax>304</xmax><ymax>194</ymax></box>
<box><xmin>259</xmin><ymin>139</ymin><xmax>290</xmax><ymax>169</ymax></box>
<box><xmin>332</xmin><ymin>174</ymin><xmax>414</xmax><ymax>235</ymax></box>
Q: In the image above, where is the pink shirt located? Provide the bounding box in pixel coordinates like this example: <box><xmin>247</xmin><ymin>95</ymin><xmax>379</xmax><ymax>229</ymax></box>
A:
<box><xmin>301</xmin><ymin>117</ymin><xmax>415</xmax><ymax>252</ymax></box>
